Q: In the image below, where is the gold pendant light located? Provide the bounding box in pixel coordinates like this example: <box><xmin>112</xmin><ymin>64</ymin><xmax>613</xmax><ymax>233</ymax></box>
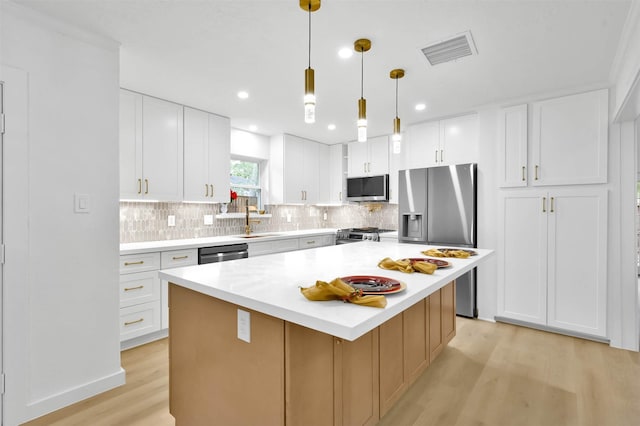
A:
<box><xmin>300</xmin><ymin>0</ymin><xmax>320</xmax><ymax>124</ymax></box>
<box><xmin>354</xmin><ymin>38</ymin><xmax>371</xmax><ymax>142</ymax></box>
<box><xmin>390</xmin><ymin>68</ymin><xmax>405</xmax><ymax>154</ymax></box>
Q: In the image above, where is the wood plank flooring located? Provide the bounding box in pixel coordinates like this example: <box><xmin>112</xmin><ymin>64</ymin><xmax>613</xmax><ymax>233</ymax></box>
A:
<box><xmin>24</xmin><ymin>318</ymin><xmax>640</xmax><ymax>426</ymax></box>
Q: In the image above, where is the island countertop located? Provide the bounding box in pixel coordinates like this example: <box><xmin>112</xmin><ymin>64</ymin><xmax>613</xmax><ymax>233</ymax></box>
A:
<box><xmin>159</xmin><ymin>241</ymin><xmax>494</xmax><ymax>341</ymax></box>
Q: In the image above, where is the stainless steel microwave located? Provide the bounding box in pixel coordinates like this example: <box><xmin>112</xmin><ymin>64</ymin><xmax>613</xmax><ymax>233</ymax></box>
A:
<box><xmin>346</xmin><ymin>174</ymin><xmax>389</xmax><ymax>202</ymax></box>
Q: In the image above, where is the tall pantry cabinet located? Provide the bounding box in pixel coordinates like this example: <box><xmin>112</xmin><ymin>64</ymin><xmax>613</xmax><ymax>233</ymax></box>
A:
<box><xmin>496</xmin><ymin>89</ymin><xmax>609</xmax><ymax>339</ymax></box>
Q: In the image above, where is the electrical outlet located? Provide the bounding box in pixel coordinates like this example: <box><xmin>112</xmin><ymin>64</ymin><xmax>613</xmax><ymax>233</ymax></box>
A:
<box><xmin>168</xmin><ymin>215</ymin><xmax>176</xmax><ymax>227</ymax></box>
<box><xmin>286</xmin><ymin>213</ymin><xmax>292</xmax><ymax>223</ymax></box>
<box><xmin>204</xmin><ymin>214</ymin><xmax>214</xmax><ymax>225</ymax></box>
<box><xmin>237</xmin><ymin>309</ymin><xmax>251</xmax><ymax>343</ymax></box>
<box><xmin>323</xmin><ymin>212</ymin><xmax>327</xmax><ymax>221</ymax></box>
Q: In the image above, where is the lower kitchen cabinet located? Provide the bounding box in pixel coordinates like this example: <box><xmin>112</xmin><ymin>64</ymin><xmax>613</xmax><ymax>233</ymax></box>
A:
<box><xmin>248</xmin><ymin>234</ymin><xmax>335</xmax><ymax>257</ymax></box>
<box><xmin>119</xmin><ymin>253</ymin><xmax>161</xmax><ymax>344</ymax></box>
<box><xmin>497</xmin><ymin>188</ymin><xmax>608</xmax><ymax>338</ymax></box>
<box><xmin>160</xmin><ymin>248</ymin><xmax>198</xmax><ymax>329</ymax></box>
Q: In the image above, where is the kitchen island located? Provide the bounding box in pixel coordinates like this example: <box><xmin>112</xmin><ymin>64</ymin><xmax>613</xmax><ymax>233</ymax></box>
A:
<box><xmin>160</xmin><ymin>241</ymin><xmax>493</xmax><ymax>426</ymax></box>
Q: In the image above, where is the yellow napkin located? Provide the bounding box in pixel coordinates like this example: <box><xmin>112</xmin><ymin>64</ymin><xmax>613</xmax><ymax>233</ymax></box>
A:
<box><xmin>422</xmin><ymin>249</ymin><xmax>470</xmax><ymax>259</ymax></box>
<box><xmin>378</xmin><ymin>257</ymin><xmax>437</xmax><ymax>275</ymax></box>
<box><xmin>300</xmin><ymin>278</ymin><xmax>387</xmax><ymax>308</ymax></box>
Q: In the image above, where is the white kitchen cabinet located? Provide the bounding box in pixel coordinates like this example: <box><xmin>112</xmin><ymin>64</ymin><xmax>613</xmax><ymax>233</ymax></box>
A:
<box><xmin>497</xmin><ymin>187</ymin><xmax>607</xmax><ymax>338</ymax></box>
<box><xmin>298</xmin><ymin>234</ymin><xmax>335</xmax><ymax>249</ymax></box>
<box><xmin>248</xmin><ymin>238</ymin><xmax>300</xmax><ymax>256</ymax></box>
<box><xmin>530</xmin><ymin>89</ymin><xmax>608</xmax><ymax>186</ymax></box>
<box><xmin>347</xmin><ymin>135</ymin><xmax>389</xmax><ymax>177</ymax></box>
<box><xmin>270</xmin><ymin>134</ymin><xmax>327</xmax><ymax>204</ymax></box>
<box><xmin>119</xmin><ymin>252</ymin><xmax>162</xmax><ymax>344</ymax></box>
<box><xmin>119</xmin><ymin>90</ymin><xmax>184</xmax><ymax>201</ymax></box>
<box><xmin>403</xmin><ymin>114</ymin><xmax>478</xmax><ymax>169</ymax></box>
<box><xmin>183</xmin><ymin>107</ymin><xmax>230</xmax><ymax>203</ymax></box>
<box><xmin>328</xmin><ymin>144</ymin><xmax>347</xmax><ymax>204</ymax></box>
<box><xmin>498</xmin><ymin>104</ymin><xmax>528</xmax><ymax>187</ymax></box>
<box><xmin>160</xmin><ymin>249</ymin><xmax>198</xmax><ymax>330</ymax></box>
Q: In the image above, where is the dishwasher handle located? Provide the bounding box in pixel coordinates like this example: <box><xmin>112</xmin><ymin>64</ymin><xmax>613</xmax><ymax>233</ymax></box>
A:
<box><xmin>198</xmin><ymin>243</ymin><xmax>249</xmax><ymax>264</ymax></box>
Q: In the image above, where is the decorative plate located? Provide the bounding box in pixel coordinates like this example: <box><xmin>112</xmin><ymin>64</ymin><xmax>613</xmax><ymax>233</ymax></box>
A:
<box><xmin>341</xmin><ymin>275</ymin><xmax>407</xmax><ymax>295</ymax></box>
<box><xmin>437</xmin><ymin>248</ymin><xmax>478</xmax><ymax>256</ymax></box>
<box><xmin>403</xmin><ymin>258</ymin><xmax>451</xmax><ymax>268</ymax></box>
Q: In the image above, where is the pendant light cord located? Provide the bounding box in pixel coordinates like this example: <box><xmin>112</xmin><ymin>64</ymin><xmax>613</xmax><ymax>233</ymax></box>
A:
<box><xmin>308</xmin><ymin>6</ymin><xmax>311</xmax><ymax>68</ymax></box>
<box><xmin>360</xmin><ymin>50</ymin><xmax>364</xmax><ymax>98</ymax></box>
<box><xmin>395</xmin><ymin>77</ymin><xmax>399</xmax><ymax>117</ymax></box>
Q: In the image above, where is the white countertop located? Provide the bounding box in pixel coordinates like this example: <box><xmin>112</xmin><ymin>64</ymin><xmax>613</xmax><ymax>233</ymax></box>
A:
<box><xmin>159</xmin><ymin>241</ymin><xmax>494</xmax><ymax>341</ymax></box>
<box><xmin>120</xmin><ymin>228</ymin><xmax>338</xmax><ymax>255</ymax></box>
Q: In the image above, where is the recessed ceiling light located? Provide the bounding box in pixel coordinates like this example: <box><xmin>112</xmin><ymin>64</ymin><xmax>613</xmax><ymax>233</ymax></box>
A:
<box><xmin>338</xmin><ymin>47</ymin><xmax>353</xmax><ymax>59</ymax></box>
<box><xmin>249</xmin><ymin>125</ymin><xmax>257</xmax><ymax>132</ymax></box>
<box><xmin>328</xmin><ymin>124</ymin><xmax>336</xmax><ymax>130</ymax></box>
<box><xmin>237</xmin><ymin>91</ymin><xmax>249</xmax><ymax>99</ymax></box>
<box><xmin>415</xmin><ymin>103</ymin><xmax>426</xmax><ymax>111</ymax></box>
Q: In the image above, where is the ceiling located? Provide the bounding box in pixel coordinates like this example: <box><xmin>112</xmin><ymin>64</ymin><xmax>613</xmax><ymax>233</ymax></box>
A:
<box><xmin>10</xmin><ymin>0</ymin><xmax>632</xmax><ymax>145</ymax></box>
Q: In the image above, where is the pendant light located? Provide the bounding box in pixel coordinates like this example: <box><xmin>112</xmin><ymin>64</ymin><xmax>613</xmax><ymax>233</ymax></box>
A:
<box><xmin>354</xmin><ymin>38</ymin><xmax>371</xmax><ymax>142</ymax></box>
<box><xmin>390</xmin><ymin>69</ymin><xmax>405</xmax><ymax>154</ymax></box>
<box><xmin>300</xmin><ymin>0</ymin><xmax>320</xmax><ymax>124</ymax></box>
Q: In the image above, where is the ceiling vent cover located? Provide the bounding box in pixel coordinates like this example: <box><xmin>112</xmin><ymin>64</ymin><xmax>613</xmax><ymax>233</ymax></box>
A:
<box><xmin>421</xmin><ymin>31</ymin><xmax>477</xmax><ymax>66</ymax></box>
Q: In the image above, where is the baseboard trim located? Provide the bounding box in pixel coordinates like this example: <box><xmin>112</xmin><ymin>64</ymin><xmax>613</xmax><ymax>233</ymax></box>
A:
<box><xmin>494</xmin><ymin>316</ymin><xmax>610</xmax><ymax>344</ymax></box>
<box><xmin>25</xmin><ymin>368</ymin><xmax>125</xmax><ymax>423</ymax></box>
<box><xmin>120</xmin><ymin>328</ymin><xmax>169</xmax><ymax>351</ymax></box>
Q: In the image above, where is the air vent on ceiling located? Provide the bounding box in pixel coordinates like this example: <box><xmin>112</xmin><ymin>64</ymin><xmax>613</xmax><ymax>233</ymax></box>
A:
<box><xmin>421</xmin><ymin>31</ymin><xmax>477</xmax><ymax>66</ymax></box>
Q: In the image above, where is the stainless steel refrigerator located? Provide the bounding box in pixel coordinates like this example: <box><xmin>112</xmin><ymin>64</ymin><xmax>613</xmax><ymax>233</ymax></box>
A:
<box><xmin>398</xmin><ymin>163</ymin><xmax>477</xmax><ymax>317</ymax></box>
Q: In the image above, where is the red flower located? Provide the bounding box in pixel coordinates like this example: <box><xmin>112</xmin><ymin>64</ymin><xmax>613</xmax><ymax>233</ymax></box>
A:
<box><xmin>230</xmin><ymin>190</ymin><xmax>238</xmax><ymax>203</ymax></box>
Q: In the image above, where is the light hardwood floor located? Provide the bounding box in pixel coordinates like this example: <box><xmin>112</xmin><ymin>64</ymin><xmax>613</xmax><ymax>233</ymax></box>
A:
<box><xmin>24</xmin><ymin>318</ymin><xmax>640</xmax><ymax>426</ymax></box>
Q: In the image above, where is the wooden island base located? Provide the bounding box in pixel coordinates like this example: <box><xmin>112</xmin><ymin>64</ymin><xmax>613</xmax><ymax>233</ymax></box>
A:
<box><xmin>169</xmin><ymin>281</ymin><xmax>456</xmax><ymax>426</ymax></box>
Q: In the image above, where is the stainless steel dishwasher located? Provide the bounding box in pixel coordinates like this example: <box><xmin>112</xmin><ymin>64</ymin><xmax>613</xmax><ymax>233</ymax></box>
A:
<box><xmin>198</xmin><ymin>243</ymin><xmax>249</xmax><ymax>264</ymax></box>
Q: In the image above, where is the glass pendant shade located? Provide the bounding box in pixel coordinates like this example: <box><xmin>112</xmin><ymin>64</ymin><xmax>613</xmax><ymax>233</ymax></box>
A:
<box><xmin>304</xmin><ymin>67</ymin><xmax>315</xmax><ymax>123</ymax></box>
<box><xmin>358</xmin><ymin>97</ymin><xmax>367</xmax><ymax>142</ymax></box>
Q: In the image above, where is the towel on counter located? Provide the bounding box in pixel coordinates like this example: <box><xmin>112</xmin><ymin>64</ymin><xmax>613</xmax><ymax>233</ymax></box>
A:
<box><xmin>378</xmin><ymin>257</ymin><xmax>437</xmax><ymax>275</ymax></box>
<box><xmin>300</xmin><ymin>278</ymin><xmax>387</xmax><ymax>308</ymax></box>
<box><xmin>421</xmin><ymin>249</ymin><xmax>470</xmax><ymax>259</ymax></box>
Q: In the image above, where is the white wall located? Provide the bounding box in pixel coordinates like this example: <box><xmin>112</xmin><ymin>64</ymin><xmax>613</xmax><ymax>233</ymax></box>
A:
<box><xmin>1</xmin><ymin>4</ymin><xmax>124</xmax><ymax>424</ymax></box>
<box><xmin>231</xmin><ymin>128</ymin><xmax>270</xmax><ymax>159</ymax></box>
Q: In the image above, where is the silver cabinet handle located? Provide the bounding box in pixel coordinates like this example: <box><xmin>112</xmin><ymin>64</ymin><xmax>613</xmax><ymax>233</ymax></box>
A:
<box><xmin>435</xmin><ymin>150</ymin><xmax>438</xmax><ymax>162</ymax></box>
<box><xmin>440</xmin><ymin>149</ymin><xmax>444</xmax><ymax>163</ymax></box>
<box><xmin>210</xmin><ymin>184</ymin><xmax>214</xmax><ymax>197</ymax></box>
<box><xmin>339</xmin><ymin>191</ymin><xmax>342</xmax><ymax>201</ymax></box>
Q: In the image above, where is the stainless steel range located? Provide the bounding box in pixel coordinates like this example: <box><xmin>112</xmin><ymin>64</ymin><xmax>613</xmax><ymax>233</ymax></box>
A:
<box><xmin>336</xmin><ymin>227</ymin><xmax>395</xmax><ymax>244</ymax></box>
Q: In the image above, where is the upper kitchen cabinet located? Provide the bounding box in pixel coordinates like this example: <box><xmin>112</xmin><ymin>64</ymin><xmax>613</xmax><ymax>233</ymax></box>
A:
<box><xmin>328</xmin><ymin>144</ymin><xmax>347</xmax><ymax>204</ymax></box>
<box><xmin>270</xmin><ymin>134</ymin><xmax>327</xmax><ymax>204</ymax></box>
<box><xmin>530</xmin><ymin>89</ymin><xmax>608</xmax><ymax>186</ymax></box>
<box><xmin>183</xmin><ymin>107</ymin><xmax>230</xmax><ymax>203</ymax></box>
<box><xmin>120</xmin><ymin>90</ymin><xmax>184</xmax><ymax>201</ymax></box>
<box><xmin>403</xmin><ymin>114</ymin><xmax>478</xmax><ymax>169</ymax></box>
<box><xmin>498</xmin><ymin>104</ymin><xmax>528</xmax><ymax>187</ymax></box>
<box><xmin>347</xmin><ymin>136</ymin><xmax>389</xmax><ymax>177</ymax></box>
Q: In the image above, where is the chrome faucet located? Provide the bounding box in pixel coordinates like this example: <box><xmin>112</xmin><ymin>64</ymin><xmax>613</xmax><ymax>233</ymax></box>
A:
<box><xmin>245</xmin><ymin>199</ymin><xmax>261</xmax><ymax>235</ymax></box>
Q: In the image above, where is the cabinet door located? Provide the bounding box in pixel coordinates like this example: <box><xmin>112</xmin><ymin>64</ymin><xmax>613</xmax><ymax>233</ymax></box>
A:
<box><xmin>498</xmin><ymin>105</ymin><xmax>528</xmax><ymax>187</ymax></box>
<box><xmin>328</xmin><ymin>144</ymin><xmax>346</xmax><ymax>203</ymax></box>
<box><xmin>547</xmin><ymin>188</ymin><xmax>607</xmax><ymax>337</ymax></box>
<box><xmin>119</xmin><ymin>90</ymin><xmax>143</xmax><ymax>199</ymax></box>
<box><xmin>531</xmin><ymin>89</ymin><xmax>608</xmax><ymax>186</ymax></box>
<box><xmin>142</xmin><ymin>96</ymin><xmax>184</xmax><ymax>201</ymax></box>
<box><xmin>183</xmin><ymin>107</ymin><xmax>211</xmax><ymax>202</ymax></box>
<box><xmin>440</xmin><ymin>114</ymin><xmax>478</xmax><ymax>165</ymax></box>
<box><xmin>208</xmin><ymin>113</ymin><xmax>231</xmax><ymax>203</ymax></box>
<box><xmin>367</xmin><ymin>136</ymin><xmax>389</xmax><ymax>176</ymax></box>
<box><xmin>347</xmin><ymin>141</ymin><xmax>369</xmax><ymax>177</ymax></box>
<box><xmin>303</xmin><ymin>141</ymin><xmax>321</xmax><ymax>204</ymax></box>
<box><xmin>405</xmin><ymin>121</ymin><xmax>440</xmax><ymax>168</ymax></box>
<box><xmin>497</xmin><ymin>191</ymin><xmax>547</xmax><ymax>325</ymax></box>
<box><xmin>283</xmin><ymin>136</ymin><xmax>305</xmax><ymax>202</ymax></box>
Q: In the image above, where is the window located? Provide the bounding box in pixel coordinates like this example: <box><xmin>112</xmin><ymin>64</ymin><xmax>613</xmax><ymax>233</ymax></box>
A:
<box><xmin>230</xmin><ymin>158</ymin><xmax>262</xmax><ymax>210</ymax></box>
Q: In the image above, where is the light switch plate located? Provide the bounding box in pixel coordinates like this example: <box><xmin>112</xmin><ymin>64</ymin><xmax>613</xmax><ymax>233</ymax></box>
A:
<box><xmin>237</xmin><ymin>309</ymin><xmax>251</xmax><ymax>343</ymax></box>
<box><xmin>74</xmin><ymin>193</ymin><xmax>90</xmax><ymax>214</ymax></box>
<box><xmin>168</xmin><ymin>215</ymin><xmax>176</xmax><ymax>227</ymax></box>
<box><xmin>204</xmin><ymin>214</ymin><xmax>214</xmax><ymax>225</ymax></box>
